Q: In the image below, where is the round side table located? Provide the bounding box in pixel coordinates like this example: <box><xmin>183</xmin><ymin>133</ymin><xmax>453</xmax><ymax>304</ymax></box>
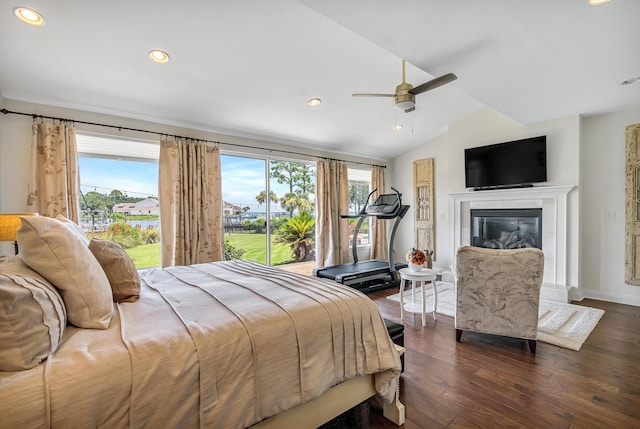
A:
<box><xmin>398</xmin><ymin>267</ymin><xmax>439</xmax><ymax>327</ymax></box>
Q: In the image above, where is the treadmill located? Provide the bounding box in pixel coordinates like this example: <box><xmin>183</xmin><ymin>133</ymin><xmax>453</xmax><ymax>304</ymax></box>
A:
<box><xmin>313</xmin><ymin>187</ymin><xmax>409</xmax><ymax>293</ymax></box>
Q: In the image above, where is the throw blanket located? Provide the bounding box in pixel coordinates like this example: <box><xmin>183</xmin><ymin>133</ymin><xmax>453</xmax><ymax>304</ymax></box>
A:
<box><xmin>0</xmin><ymin>260</ymin><xmax>400</xmax><ymax>429</ymax></box>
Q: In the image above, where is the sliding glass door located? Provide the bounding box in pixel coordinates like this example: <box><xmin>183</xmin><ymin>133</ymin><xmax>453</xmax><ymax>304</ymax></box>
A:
<box><xmin>221</xmin><ymin>154</ymin><xmax>316</xmax><ymax>268</ymax></box>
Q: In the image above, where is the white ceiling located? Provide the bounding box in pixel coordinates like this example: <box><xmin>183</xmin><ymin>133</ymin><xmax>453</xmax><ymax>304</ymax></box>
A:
<box><xmin>1</xmin><ymin>0</ymin><xmax>638</xmax><ymax>161</ymax></box>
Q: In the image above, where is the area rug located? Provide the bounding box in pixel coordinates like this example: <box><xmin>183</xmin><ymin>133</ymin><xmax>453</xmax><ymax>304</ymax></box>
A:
<box><xmin>386</xmin><ymin>282</ymin><xmax>604</xmax><ymax>351</ymax></box>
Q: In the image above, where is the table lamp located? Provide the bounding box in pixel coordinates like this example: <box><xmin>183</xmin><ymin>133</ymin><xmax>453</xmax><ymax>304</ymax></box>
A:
<box><xmin>0</xmin><ymin>213</ymin><xmax>36</xmax><ymax>255</ymax></box>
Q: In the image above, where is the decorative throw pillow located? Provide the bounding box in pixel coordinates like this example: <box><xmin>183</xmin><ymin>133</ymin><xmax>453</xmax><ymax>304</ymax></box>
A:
<box><xmin>55</xmin><ymin>214</ymin><xmax>90</xmax><ymax>245</ymax></box>
<box><xmin>88</xmin><ymin>239</ymin><xmax>140</xmax><ymax>303</ymax></box>
<box><xmin>17</xmin><ymin>215</ymin><xmax>113</xmax><ymax>329</ymax></box>
<box><xmin>0</xmin><ymin>257</ymin><xmax>66</xmax><ymax>371</ymax></box>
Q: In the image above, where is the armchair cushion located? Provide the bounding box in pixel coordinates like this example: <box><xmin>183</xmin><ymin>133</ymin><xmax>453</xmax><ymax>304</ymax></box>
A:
<box><xmin>455</xmin><ymin>246</ymin><xmax>544</xmax><ymax>341</ymax></box>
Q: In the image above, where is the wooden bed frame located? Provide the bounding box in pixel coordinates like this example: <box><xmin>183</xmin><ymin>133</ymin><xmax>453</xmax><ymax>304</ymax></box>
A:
<box><xmin>252</xmin><ymin>346</ymin><xmax>405</xmax><ymax>428</ymax></box>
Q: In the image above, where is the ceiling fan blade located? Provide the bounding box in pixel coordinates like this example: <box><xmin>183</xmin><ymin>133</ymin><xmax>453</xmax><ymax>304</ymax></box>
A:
<box><xmin>410</xmin><ymin>72</ymin><xmax>458</xmax><ymax>96</ymax></box>
<box><xmin>352</xmin><ymin>93</ymin><xmax>395</xmax><ymax>97</ymax></box>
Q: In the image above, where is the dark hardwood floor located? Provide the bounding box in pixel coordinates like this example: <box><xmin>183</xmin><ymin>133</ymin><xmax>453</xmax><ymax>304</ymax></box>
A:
<box><xmin>353</xmin><ymin>290</ymin><xmax>640</xmax><ymax>429</ymax></box>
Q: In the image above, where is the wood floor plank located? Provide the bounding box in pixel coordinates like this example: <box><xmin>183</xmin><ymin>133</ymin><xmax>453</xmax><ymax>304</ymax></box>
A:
<box><xmin>360</xmin><ymin>292</ymin><xmax>640</xmax><ymax>429</ymax></box>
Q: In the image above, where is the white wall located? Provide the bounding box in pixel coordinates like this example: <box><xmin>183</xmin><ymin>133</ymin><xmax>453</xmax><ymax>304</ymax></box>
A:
<box><xmin>390</xmin><ymin>107</ymin><xmax>582</xmax><ymax>291</ymax></box>
<box><xmin>391</xmin><ymin>105</ymin><xmax>640</xmax><ymax>306</ymax></box>
<box><xmin>581</xmin><ymin>108</ymin><xmax>640</xmax><ymax>306</ymax></box>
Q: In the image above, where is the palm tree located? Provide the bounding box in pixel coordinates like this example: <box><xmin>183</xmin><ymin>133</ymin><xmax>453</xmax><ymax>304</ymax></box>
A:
<box><xmin>255</xmin><ymin>190</ymin><xmax>278</xmax><ymax>207</ymax></box>
<box><xmin>274</xmin><ymin>211</ymin><xmax>315</xmax><ymax>262</ymax></box>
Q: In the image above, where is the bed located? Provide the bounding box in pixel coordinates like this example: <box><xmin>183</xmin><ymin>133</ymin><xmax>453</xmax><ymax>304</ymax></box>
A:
<box><xmin>0</xmin><ymin>215</ymin><xmax>403</xmax><ymax>429</ymax></box>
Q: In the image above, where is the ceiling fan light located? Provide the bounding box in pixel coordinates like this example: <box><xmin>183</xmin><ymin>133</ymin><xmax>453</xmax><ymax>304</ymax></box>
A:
<box><xmin>394</xmin><ymin>91</ymin><xmax>415</xmax><ymax>111</ymax></box>
<box><xmin>395</xmin><ymin>100</ymin><xmax>414</xmax><ymax>110</ymax></box>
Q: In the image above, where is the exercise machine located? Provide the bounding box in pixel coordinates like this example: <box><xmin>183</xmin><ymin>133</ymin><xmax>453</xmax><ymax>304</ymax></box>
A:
<box><xmin>313</xmin><ymin>187</ymin><xmax>409</xmax><ymax>293</ymax></box>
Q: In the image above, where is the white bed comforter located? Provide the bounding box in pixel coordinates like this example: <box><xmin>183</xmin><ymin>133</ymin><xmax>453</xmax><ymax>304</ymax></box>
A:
<box><xmin>0</xmin><ymin>260</ymin><xmax>401</xmax><ymax>429</ymax></box>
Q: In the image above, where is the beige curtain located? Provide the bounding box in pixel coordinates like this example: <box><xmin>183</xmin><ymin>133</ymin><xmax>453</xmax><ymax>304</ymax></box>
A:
<box><xmin>158</xmin><ymin>139</ymin><xmax>223</xmax><ymax>267</ymax></box>
<box><xmin>316</xmin><ymin>159</ymin><xmax>349</xmax><ymax>268</ymax></box>
<box><xmin>369</xmin><ymin>166</ymin><xmax>387</xmax><ymax>260</ymax></box>
<box><xmin>26</xmin><ymin>121</ymin><xmax>81</xmax><ymax>222</ymax></box>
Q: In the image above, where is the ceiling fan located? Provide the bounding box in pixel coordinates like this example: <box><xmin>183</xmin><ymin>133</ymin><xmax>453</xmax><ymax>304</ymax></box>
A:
<box><xmin>352</xmin><ymin>60</ymin><xmax>457</xmax><ymax>113</ymax></box>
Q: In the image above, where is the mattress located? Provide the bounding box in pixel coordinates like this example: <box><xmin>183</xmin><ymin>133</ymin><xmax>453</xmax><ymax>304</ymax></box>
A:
<box><xmin>0</xmin><ymin>260</ymin><xmax>401</xmax><ymax>428</ymax></box>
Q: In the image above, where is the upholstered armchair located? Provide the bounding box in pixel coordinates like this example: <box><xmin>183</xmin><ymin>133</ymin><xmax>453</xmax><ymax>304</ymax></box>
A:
<box><xmin>454</xmin><ymin>246</ymin><xmax>544</xmax><ymax>353</ymax></box>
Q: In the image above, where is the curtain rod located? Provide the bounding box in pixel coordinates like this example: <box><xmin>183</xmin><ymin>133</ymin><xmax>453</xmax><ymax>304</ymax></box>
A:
<box><xmin>0</xmin><ymin>108</ymin><xmax>386</xmax><ymax>169</ymax></box>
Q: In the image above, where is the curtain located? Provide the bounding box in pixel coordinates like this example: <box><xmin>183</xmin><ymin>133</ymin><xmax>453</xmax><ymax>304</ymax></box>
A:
<box><xmin>158</xmin><ymin>139</ymin><xmax>223</xmax><ymax>267</ymax></box>
<box><xmin>369</xmin><ymin>166</ymin><xmax>388</xmax><ymax>260</ymax></box>
<box><xmin>316</xmin><ymin>159</ymin><xmax>349</xmax><ymax>268</ymax></box>
<box><xmin>26</xmin><ymin>121</ymin><xmax>81</xmax><ymax>222</ymax></box>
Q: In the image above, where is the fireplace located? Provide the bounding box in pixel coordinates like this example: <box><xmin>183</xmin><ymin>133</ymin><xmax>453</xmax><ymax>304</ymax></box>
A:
<box><xmin>450</xmin><ymin>185</ymin><xmax>575</xmax><ymax>302</ymax></box>
<box><xmin>470</xmin><ymin>208</ymin><xmax>542</xmax><ymax>249</ymax></box>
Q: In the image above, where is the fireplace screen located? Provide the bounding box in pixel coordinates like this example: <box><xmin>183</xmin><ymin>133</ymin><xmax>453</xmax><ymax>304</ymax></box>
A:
<box><xmin>470</xmin><ymin>208</ymin><xmax>542</xmax><ymax>249</ymax></box>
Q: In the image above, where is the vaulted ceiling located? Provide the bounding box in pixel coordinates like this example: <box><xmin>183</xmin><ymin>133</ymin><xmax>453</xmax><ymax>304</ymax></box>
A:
<box><xmin>1</xmin><ymin>0</ymin><xmax>638</xmax><ymax>160</ymax></box>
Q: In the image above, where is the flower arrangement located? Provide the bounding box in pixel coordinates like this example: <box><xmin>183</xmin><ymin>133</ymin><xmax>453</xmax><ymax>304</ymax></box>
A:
<box><xmin>406</xmin><ymin>248</ymin><xmax>427</xmax><ymax>265</ymax></box>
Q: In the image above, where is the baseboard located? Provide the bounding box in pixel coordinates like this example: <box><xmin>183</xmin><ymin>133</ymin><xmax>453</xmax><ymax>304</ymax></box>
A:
<box><xmin>571</xmin><ymin>288</ymin><xmax>640</xmax><ymax>307</ymax></box>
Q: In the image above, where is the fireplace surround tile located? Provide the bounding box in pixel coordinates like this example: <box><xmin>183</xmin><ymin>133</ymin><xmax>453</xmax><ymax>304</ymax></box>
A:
<box><xmin>450</xmin><ymin>186</ymin><xmax>574</xmax><ymax>302</ymax></box>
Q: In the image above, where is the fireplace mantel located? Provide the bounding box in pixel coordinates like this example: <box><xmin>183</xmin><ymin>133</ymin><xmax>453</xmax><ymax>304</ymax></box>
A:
<box><xmin>449</xmin><ymin>185</ymin><xmax>575</xmax><ymax>302</ymax></box>
<box><xmin>449</xmin><ymin>185</ymin><xmax>575</xmax><ymax>203</ymax></box>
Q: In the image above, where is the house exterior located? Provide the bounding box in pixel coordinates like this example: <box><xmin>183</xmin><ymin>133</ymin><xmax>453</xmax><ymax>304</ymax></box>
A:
<box><xmin>223</xmin><ymin>201</ymin><xmax>241</xmax><ymax>217</ymax></box>
<box><xmin>112</xmin><ymin>198</ymin><xmax>159</xmax><ymax>215</ymax></box>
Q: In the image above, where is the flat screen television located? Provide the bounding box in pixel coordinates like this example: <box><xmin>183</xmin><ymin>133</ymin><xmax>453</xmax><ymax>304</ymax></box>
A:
<box><xmin>464</xmin><ymin>136</ymin><xmax>547</xmax><ymax>190</ymax></box>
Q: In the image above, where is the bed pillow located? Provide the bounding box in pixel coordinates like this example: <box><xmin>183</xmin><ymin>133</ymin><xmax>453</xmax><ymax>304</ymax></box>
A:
<box><xmin>88</xmin><ymin>239</ymin><xmax>140</xmax><ymax>303</ymax></box>
<box><xmin>0</xmin><ymin>257</ymin><xmax>66</xmax><ymax>371</ymax></box>
<box><xmin>55</xmin><ymin>214</ymin><xmax>90</xmax><ymax>245</ymax></box>
<box><xmin>17</xmin><ymin>215</ymin><xmax>113</xmax><ymax>329</ymax></box>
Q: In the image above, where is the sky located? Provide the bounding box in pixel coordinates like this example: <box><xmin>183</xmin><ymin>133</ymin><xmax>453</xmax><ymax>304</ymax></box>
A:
<box><xmin>78</xmin><ymin>155</ymin><xmax>314</xmax><ymax>213</ymax></box>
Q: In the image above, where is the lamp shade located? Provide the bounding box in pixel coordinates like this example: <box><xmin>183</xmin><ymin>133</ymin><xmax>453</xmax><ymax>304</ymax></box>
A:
<box><xmin>0</xmin><ymin>213</ymin><xmax>37</xmax><ymax>241</ymax></box>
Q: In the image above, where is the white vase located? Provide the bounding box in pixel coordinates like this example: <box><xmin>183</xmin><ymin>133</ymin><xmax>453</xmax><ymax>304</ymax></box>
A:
<box><xmin>409</xmin><ymin>263</ymin><xmax>423</xmax><ymax>272</ymax></box>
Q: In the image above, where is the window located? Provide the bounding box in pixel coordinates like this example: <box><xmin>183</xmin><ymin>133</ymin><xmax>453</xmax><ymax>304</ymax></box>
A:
<box><xmin>347</xmin><ymin>168</ymin><xmax>372</xmax><ymax>247</ymax></box>
<box><xmin>77</xmin><ymin>134</ymin><xmax>319</xmax><ymax>269</ymax></box>
<box><xmin>77</xmin><ymin>134</ymin><xmax>161</xmax><ymax>269</ymax></box>
<box><xmin>221</xmin><ymin>154</ymin><xmax>316</xmax><ymax>267</ymax></box>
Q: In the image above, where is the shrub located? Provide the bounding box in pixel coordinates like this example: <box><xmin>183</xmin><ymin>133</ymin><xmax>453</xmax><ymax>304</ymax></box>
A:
<box><xmin>224</xmin><ymin>240</ymin><xmax>246</xmax><ymax>260</ymax></box>
<box><xmin>141</xmin><ymin>228</ymin><xmax>160</xmax><ymax>244</ymax></box>
<box><xmin>274</xmin><ymin>211</ymin><xmax>315</xmax><ymax>262</ymax></box>
<box><xmin>107</xmin><ymin>222</ymin><xmax>143</xmax><ymax>249</ymax></box>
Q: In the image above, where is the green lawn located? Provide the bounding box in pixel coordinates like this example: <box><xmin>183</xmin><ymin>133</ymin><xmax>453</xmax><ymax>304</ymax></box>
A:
<box><xmin>224</xmin><ymin>232</ymin><xmax>296</xmax><ymax>266</ymax></box>
<box><xmin>126</xmin><ymin>242</ymin><xmax>161</xmax><ymax>269</ymax></box>
<box><xmin>125</xmin><ymin>233</ymin><xmax>297</xmax><ymax>269</ymax></box>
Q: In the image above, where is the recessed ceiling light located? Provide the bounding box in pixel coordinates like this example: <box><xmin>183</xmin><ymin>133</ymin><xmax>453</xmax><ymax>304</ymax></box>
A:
<box><xmin>307</xmin><ymin>98</ymin><xmax>321</xmax><ymax>107</ymax></box>
<box><xmin>393</xmin><ymin>124</ymin><xmax>403</xmax><ymax>131</ymax></box>
<box><xmin>13</xmin><ymin>7</ymin><xmax>46</xmax><ymax>26</ymax></box>
<box><xmin>621</xmin><ymin>76</ymin><xmax>640</xmax><ymax>85</ymax></box>
<box><xmin>149</xmin><ymin>50</ymin><xmax>170</xmax><ymax>63</ymax></box>
<box><xmin>588</xmin><ymin>0</ymin><xmax>611</xmax><ymax>5</ymax></box>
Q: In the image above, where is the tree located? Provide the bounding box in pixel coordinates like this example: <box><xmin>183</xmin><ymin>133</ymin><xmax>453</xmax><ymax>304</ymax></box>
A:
<box><xmin>270</xmin><ymin>161</ymin><xmax>301</xmax><ymax>194</ymax></box>
<box><xmin>348</xmin><ymin>183</ymin><xmax>370</xmax><ymax>214</ymax></box>
<box><xmin>109</xmin><ymin>189</ymin><xmax>126</xmax><ymax>204</ymax></box>
<box><xmin>270</xmin><ymin>161</ymin><xmax>316</xmax><ymax>217</ymax></box>
<box><xmin>255</xmin><ymin>190</ymin><xmax>278</xmax><ymax>207</ymax></box>
<box><xmin>81</xmin><ymin>191</ymin><xmax>109</xmax><ymax>212</ymax></box>
<box><xmin>279</xmin><ymin>192</ymin><xmax>314</xmax><ymax>218</ymax></box>
<box><xmin>270</xmin><ymin>161</ymin><xmax>316</xmax><ymax>195</ymax></box>
<box><xmin>274</xmin><ymin>211</ymin><xmax>315</xmax><ymax>262</ymax></box>
<box><xmin>295</xmin><ymin>165</ymin><xmax>315</xmax><ymax>194</ymax></box>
